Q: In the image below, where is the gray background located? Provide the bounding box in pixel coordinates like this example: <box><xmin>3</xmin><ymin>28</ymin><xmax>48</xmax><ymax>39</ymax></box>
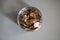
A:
<box><xmin>0</xmin><ymin>0</ymin><xmax>60</xmax><ymax>40</ymax></box>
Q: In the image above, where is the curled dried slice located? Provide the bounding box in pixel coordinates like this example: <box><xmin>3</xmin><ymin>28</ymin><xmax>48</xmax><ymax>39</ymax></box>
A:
<box><xmin>30</xmin><ymin>19</ymin><xmax>40</xmax><ymax>23</ymax></box>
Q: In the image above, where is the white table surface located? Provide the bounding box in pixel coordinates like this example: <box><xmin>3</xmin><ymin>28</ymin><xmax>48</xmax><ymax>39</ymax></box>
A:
<box><xmin>0</xmin><ymin>0</ymin><xmax>60</xmax><ymax>40</ymax></box>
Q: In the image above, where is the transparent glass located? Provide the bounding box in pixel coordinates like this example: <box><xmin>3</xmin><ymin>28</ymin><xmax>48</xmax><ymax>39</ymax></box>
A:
<box><xmin>17</xmin><ymin>6</ymin><xmax>42</xmax><ymax>31</ymax></box>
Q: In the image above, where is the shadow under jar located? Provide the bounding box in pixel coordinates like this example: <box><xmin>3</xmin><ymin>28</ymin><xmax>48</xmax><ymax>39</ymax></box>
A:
<box><xmin>17</xmin><ymin>6</ymin><xmax>42</xmax><ymax>31</ymax></box>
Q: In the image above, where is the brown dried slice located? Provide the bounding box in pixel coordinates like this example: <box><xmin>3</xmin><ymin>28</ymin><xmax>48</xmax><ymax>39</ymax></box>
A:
<box><xmin>20</xmin><ymin>12</ymin><xmax>25</xmax><ymax>16</ymax></box>
<box><xmin>25</xmin><ymin>19</ymin><xmax>31</xmax><ymax>25</ymax></box>
<box><xmin>30</xmin><ymin>19</ymin><xmax>40</xmax><ymax>23</ymax></box>
<box><xmin>30</xmin><ymin>12</ymin><xmax>38</xmax><ymax>19</ymax></box>
<box><xmin>30</xmin><ymin>8</ymin><xmax>35</xmax><ymax>13</ymax></box>
<box><xmin>20</xmin><ymin>12</ymin><xmax>27</xmax><ymax>18</ymax></box>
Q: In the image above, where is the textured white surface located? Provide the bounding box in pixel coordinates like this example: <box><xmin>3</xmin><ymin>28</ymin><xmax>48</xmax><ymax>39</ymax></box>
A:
<box><xmin>0</xmin><ymin>0</ymin><xmax>60</xmax><ymax>40</ymax></box>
